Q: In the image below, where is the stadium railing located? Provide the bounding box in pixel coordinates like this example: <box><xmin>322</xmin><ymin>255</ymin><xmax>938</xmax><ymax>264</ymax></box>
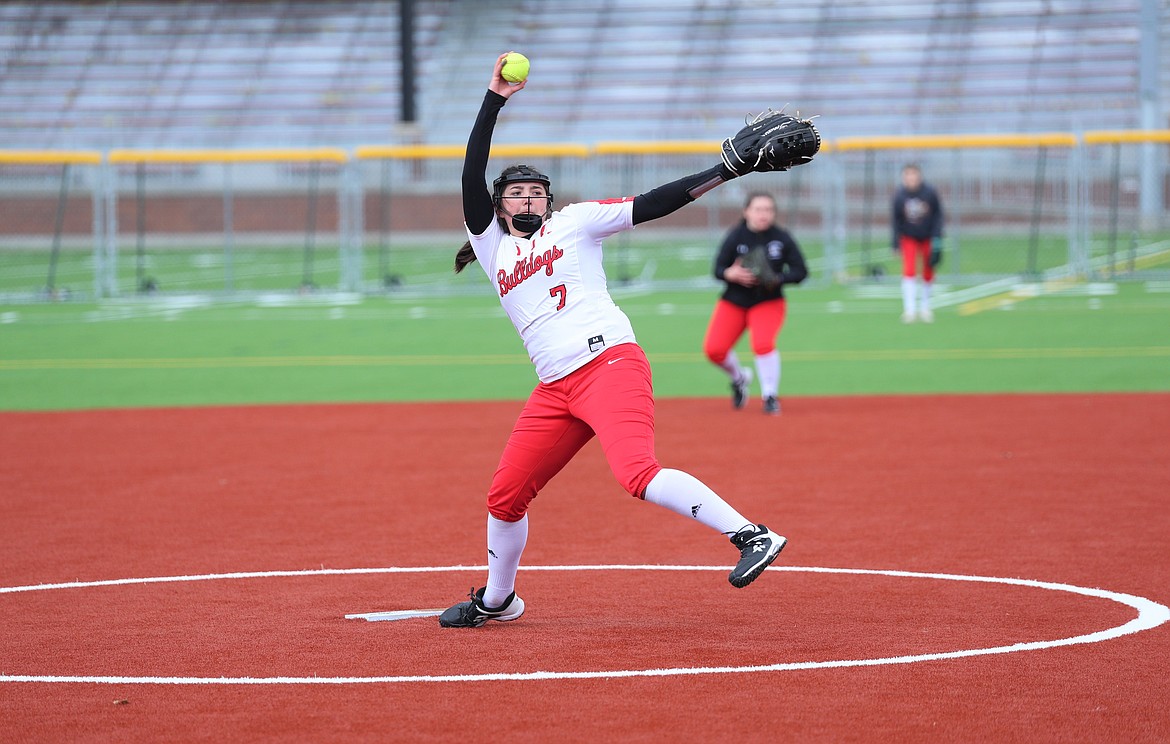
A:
<box><xmin>0</xmin><ymin>132</ymin><xmax>1166</xmax><ymax>301</ymax></box>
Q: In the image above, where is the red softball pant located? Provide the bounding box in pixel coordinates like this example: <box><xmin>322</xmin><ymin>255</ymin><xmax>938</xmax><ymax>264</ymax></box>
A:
<box><xmin>900</xmin><ymin>236</ymin><xmax>935</xmax><ymax>281</ymax></box>
<box><xmin>486</xmin><ymin>342</ymin><xmax>661</xmax><ymax>522</ymax></box>
<box><xmin>703</xmin><ymin>298</ymin><xmax>788</xmax><ymax>364</ymax></box>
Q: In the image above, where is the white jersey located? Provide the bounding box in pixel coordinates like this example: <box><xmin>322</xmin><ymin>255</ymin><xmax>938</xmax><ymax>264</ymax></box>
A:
<box><xmin>466</xmin><ymin>199</ymin><xmax>638</xmax><ymax>383</ymax></box>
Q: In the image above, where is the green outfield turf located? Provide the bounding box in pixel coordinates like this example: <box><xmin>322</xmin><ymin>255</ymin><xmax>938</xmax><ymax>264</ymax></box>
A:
<box><xmin>1</xmin><ymin>278</ymin><xmax>1167</xmax><ymax>411</ymax></box>
<box><xmin>0</xmin><ymin>233</ymin><xmax>1131</xmax><ymax>298</ymax></box>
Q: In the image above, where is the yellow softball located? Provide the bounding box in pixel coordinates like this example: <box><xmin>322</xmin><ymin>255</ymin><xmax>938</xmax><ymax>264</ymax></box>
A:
<box><xmin>501</xmin><ymin>52</ymin><xmax>530</xmax><ymax>84</ymax></box>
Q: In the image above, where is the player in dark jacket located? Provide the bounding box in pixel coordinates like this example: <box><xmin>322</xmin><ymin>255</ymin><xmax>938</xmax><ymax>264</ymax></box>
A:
<box><xmin>891</xmin><ymin>163</ymin><xmax>944</xmax><ymax>323</ymax></box>
<box><xmin>703</xmin><ymin>191</ymin><xmax>807</xmax><ymax>415</ymax></box>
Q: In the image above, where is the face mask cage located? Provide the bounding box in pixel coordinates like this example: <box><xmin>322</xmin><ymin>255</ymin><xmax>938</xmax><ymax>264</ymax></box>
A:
<box><xmin>492</xmin><ymin>164</ymin><xmax>554</xmax><ymax>214</ymax></box>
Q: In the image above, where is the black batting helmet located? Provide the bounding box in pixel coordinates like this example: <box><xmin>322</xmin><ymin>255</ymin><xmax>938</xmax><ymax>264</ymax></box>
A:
<box><xmin>492</xmin><ymin>164</ymin><xmax>554</xmax><ymax>210</ymax></box>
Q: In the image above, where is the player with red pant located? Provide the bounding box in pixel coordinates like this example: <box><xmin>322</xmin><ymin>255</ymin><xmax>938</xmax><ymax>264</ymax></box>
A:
<box><xmin>438</xmin><ymin>53</ymin><xmax>818</xmax><ymax>628</ymax></box>
<box><xmin>485</xmin><ymin>343</ymin><xmax>660</xmax><ymax>523</ymax></box>
<box><xmin>704</xmin><ymin>192</ymin><xmax>807</xmax><ymax>415</ymax></box>
<box><xmin>891</xmin><ymin>163</ymin><xmax>945</xmax><ymax>323</ymax></box>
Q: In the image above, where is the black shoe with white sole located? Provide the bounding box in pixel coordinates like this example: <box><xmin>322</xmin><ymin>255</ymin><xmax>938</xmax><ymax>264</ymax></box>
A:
<box><xmin>728</xmin><ymin>524</ymin><xmax>786</xmax><ymax>588</ymax></box>
<box><xmin>438</xmin><ymin>586</ymin><xmax>526</xmax><ymax>628</ymax></box>
<box><xmin>731</xmin><ymin>369</ymin><xmax>754</xmax><ymax>409</ymax></box>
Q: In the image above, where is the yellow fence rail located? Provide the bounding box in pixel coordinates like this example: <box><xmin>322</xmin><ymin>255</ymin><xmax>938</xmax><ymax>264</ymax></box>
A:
<box><xmin>5</xmin><ymin>129</ymin><xmax>1164</xmax><ymax>164</ymax></box>
<box><xmin>0</xmin><ymin>151</ymin><xmax>103</xmax><ymax>165</ymax></box>
<box><xmin>106</xmin><ymin>148</ymin><xmax>349</xmax><ymax>164</ymax></box>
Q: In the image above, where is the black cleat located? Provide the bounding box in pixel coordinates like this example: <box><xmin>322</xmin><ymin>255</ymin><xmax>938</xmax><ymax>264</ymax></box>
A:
<box><xmin>731</xmin><ymin>368</ymin><xmax>754</xmax><ymax>409</ymax></box>
<box><xmin>728</xmin><ymin>524</ymin><xmax>786</xmax><ymax>587</ymax></box>
<box><xmin>438</xmin><ymin>586</ymin><xmax>525</xmax><ymax>628</ymax></box>
<box><xmin>763</xmin><ymin>395</ymin><xmax>781</xmax><ymax>415</ymax></box>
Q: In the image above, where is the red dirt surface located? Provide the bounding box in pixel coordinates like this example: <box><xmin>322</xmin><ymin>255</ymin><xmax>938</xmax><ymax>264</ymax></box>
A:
<box><xmin>1</xmin><ymin>393</ymin><xmax>1168</xmax><ymax>742</ymax></box>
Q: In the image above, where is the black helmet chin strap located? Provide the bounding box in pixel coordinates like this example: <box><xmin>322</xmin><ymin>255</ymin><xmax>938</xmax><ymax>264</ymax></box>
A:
<box><xmin>510</xmin><ymin>212</ymin><xmax>544</xmax><ymax>235</ymax></box>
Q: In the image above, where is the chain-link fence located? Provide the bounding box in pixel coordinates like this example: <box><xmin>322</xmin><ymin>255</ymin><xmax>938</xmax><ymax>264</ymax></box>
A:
<box><xmin>2</xmin><ymin>133</ymin><xmax>1167</xmax><ymax>301</ymax></box>
<box><xmin>98</xmin><ymin>148</ymin><xmax>354</xmax><ymax>299</ymax></box>
<box><xmin>0</xmin><ymin>152</ymin><xmax>102</xmax><ymax>301</ymax></box>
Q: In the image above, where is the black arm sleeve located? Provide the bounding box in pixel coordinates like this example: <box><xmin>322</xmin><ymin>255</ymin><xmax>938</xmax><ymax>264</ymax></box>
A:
<box><xmin>891</xmin><ymin>192</ymin><xmax>904</xmax><ymax>248</ymax></box>
<box><xmin>712</xmin><ymin>226</ymin><xmax>742</xmax><ymax>281</ymax></box>
<box><xmin>780</xmin><ymin>233</ymin><xmax>809</xmax><ymax>285</ymax></box>
<box><xmin>462</xmin><ymin>90</ymin><xmax>507</xmax><ymax>235</ymax></box>
<box><xmin>631</xmin><ymin>164</ymin><xmax>736</xmax><ymax>226</ymax></box>
<box><xmin>930</xmin><ymin>189</ymin><xmax>944</xmax><ymax>239</ymax></box>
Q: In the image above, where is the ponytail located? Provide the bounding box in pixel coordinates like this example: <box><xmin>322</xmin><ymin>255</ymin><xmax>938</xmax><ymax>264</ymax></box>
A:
<box><xmin>454</xmin><ymin>215</ymin><xmax>509</xmax><ymax>273</ymax></box>
<box><xmin>454</xmin><ymin>241</ymin><xmax>476</xmax><ymax>273</ymax></box>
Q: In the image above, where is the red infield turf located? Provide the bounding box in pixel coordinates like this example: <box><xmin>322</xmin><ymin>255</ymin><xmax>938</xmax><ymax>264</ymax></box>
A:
<box><xmin>1</xmin><ymin>393</ymin><xmax>1168</xmax><ymax>742</ymax></box>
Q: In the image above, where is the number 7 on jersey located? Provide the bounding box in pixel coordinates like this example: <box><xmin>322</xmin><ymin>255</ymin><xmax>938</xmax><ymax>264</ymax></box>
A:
<box><xmin>549</xmin><ymin>284</ymin><xmax>566</xmax><ymax>311</ymax></box>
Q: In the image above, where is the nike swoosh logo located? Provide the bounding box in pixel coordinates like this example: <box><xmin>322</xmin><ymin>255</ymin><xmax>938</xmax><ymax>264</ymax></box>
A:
<box><xmin>607</xmin><ymin>358</ymin><xmax>625</xmax><ymax>365</ymax></box>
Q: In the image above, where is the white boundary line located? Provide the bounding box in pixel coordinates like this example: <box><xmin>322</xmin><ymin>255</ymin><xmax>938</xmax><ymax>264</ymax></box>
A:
<box><xmin>1</xmin><ymin>565</ymin><xmax>1165</xmax><ymax>685</ymax></box>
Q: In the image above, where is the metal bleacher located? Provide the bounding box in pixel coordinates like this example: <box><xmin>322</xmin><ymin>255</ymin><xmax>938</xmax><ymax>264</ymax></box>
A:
<box><xmin>0</xmin><ymin>0</ymin><xmax>1158</xmax><ymax>149</ymax></box>
<box><xmin>0</xmin><ymin>1</ymin><xmax>449</xmax><ymax>148</ymax></box>
<box><xmin>450</xmin><ymin>0</ymin><xmax>1150</xmax><ymax>145</ymax></box>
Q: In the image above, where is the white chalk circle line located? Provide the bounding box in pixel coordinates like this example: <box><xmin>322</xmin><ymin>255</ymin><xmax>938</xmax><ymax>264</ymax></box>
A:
<box><xmin>0</xmin><ymin>564</ymin><xmax>1165</xmax><ymax>685</ymax></box>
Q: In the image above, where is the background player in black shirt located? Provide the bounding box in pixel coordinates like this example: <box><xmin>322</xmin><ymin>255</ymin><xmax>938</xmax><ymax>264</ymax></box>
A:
<box><xmin>891</xmin><ymin>163</ymin><xmax>945</xmax><ymax>323</ymax></box>
<box><xmin>703</xmin><ymin>191</ymin><xmax>808</xmax><ymax>415</ymax></box>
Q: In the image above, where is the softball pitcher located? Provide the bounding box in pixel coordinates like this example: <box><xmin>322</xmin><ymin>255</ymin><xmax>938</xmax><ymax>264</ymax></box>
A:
<box><xmin>439</xmin><ymin>53</ymin><xmax>819</xmax><ymax>627</ymax></box>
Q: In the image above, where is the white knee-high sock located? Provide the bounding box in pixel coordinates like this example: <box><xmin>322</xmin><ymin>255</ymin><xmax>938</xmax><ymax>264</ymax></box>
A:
<box><xmin>755</xmin><ymin>350</ymin><xmax>780</xmax><ymax>398</ymax></box>
<box><xmin>919</xmin><ymin>280</ymin><xmax>932</xmax><ymax>311</ymax></box>
<box><xmin>901</xmin><ymin>277</ymin><xmax>917</xmax><ymax>314</ymax></box>
<box><xmin>644</xmin><ymin>468</ymin><xmax>753</xmax><ymax>536</ymax></box>
<box><xmin>717</xmin><ymin>349</ymin><xmax>748</xmax><ymax>383</ymax></box>
<box><xmin>483</xmin><ymin>513</ymin><xmax>528</xmax><ymax>607</ymax></box>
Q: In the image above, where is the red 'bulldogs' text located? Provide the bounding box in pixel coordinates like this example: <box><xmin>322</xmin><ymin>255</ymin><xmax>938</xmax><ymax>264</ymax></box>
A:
<box><xmin>498</xmin><ymin>245</ymin><xmax>564</xmax><ymax>297</ymax></box>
